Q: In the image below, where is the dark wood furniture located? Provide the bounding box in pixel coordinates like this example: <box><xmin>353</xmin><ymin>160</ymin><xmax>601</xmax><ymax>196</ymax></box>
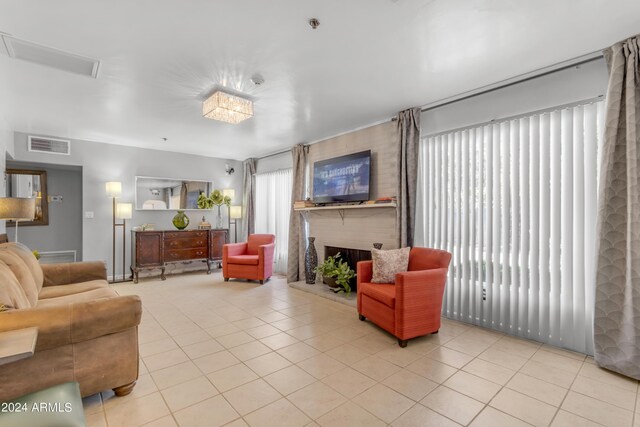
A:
<box><xmin>131</xmin><ymin>229</ymin><xmax>229</xmax><ymax>283</ymax></box>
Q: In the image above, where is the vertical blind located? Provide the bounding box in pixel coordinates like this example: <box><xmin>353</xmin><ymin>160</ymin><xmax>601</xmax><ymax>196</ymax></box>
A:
<box><xmin>415</xmin><ymin>101</ymin><xmax>605</xmax><ymax>354</ymax></box>
<box><xmin>255</xmin><ymin>168</ymin><xmax>292</xmax><ymax>274</ymax></box>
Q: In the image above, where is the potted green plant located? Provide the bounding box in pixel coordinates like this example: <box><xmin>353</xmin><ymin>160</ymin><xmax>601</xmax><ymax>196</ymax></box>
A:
<box><xmin>314</xmin><ymin>252</ymin><xmax>355</xmax><ymax>294</ymax></box>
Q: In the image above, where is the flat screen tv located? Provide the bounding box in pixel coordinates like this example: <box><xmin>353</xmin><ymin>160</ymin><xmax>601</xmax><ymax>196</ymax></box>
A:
<box><xmin>313</xmin><ymin>150</ymin><xmax>371</xmax><ymax>204</ymax></box>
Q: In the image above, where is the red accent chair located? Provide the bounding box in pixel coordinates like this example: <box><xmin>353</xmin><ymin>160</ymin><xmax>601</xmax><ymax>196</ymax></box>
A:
<box><xmin>223</xmin><ymin>234</ymin><xmax>275</xmax><ymax>284</ymax></box>
<box><xmin>357</xmin><ymin>247</ymin><xmax>452</xmax><ymax>347</ymax></box>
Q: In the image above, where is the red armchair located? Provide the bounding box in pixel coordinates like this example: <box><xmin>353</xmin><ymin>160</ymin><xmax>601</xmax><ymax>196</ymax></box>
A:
<box><xmin>223</xmin><ymin>234</ymin><xmax>276</xmax><ymax>284</ymax></box>
<box><xmin>357</xmin><ymin>247</ymin><xmax>452</xmax><ymax>347</ymax></box>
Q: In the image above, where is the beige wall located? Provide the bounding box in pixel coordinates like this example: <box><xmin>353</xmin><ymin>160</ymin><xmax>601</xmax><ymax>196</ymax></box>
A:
<box><xmin>306</xmin><ymin>121</ymin><xmax>399</xmax><ymax>263</ymax></box>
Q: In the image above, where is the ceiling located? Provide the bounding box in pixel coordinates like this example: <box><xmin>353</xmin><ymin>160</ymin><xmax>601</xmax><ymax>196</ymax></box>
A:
<box><xmin>1</xmin><ymin>1</ymin><xmax>639</xmax><ymax>160</ymax></box>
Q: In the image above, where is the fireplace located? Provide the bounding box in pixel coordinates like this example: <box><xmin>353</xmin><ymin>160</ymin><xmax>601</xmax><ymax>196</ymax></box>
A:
<box><xmin>323</xmin><ymin>245</ymin><xmax>376</xmax><ymax>291</ymax></box>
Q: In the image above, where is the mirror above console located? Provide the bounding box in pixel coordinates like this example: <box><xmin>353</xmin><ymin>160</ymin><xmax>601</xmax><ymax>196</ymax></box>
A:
<box><xmin>135</xmin><ymin>176</ymin><xmax>213</xmax><ymax>210</ymax></box>
<box><xmin>5</xmin><ymin>168</ymin><xmax>48</xmax><ymax>226</ymax></box>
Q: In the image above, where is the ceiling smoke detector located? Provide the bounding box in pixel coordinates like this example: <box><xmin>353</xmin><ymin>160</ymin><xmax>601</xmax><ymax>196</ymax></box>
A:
<box><xmin>250</xmin><ymin>74</ymin><xmax>265</xmax><ymax>86</ymax></box>
<box><xmin>308</xmin><ymin>18</ymin><xmax>320</xmax><ymax>29</ymax></box>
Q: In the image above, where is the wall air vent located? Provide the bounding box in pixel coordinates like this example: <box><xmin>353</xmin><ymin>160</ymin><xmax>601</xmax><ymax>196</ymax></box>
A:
<box><xmin>1</xmin><ymin>34</ymin><xmax>99</xmax><ymax>78</ymax></box>
<box><xmin>28</xmin><ymin>136</ymin><xmax>71</xmax><ymax>155</ymax></box>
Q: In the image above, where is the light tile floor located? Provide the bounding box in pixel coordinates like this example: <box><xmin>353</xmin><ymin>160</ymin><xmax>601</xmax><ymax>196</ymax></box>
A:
<box><xmin>82</xmin><ymin>272</ymin><xmax>640</xmax><ymax>427</ymax></box>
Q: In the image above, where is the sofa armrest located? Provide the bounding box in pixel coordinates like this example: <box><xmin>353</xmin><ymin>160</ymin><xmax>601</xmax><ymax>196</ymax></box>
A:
<box><xmin>258</xmin><ymin>243</ymin><xmax>275</xmax><ymax>267</ymax></box>
<box><xmin>41</xmin><ymin>261</ymin><xmax>107</xmax><ymax>287</ymax></box>
<box><xmin>224</xmin><ymin>243</ymin><xmax>248</xmax><ymax>257</ymax></box>
<box><xmin>0</xmin><ymin>295</ymin><xmax>142</xmax><ymax>351</ymax></box>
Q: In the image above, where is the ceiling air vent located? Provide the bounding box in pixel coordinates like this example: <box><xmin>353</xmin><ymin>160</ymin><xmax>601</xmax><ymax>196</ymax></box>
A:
<box><xmin>28</xmin><ymin>136</ymin><xmax>71</xmax><ymax>156</ymax></box>
<box><xmin>1</xmin><ymin>34</ymin><xmax>99</xmax><ymax>78</ymax></box>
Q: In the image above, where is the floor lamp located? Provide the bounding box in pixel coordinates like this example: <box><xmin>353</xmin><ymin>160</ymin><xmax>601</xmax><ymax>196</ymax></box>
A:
<box><xmin>223</xmin><ymin>189</ymin><xmax>235</xmax><ymax>231</ymax></box>
<box><xmin>115</xmin><ymin>202</ymin><xmax>133</xmax><ymax>282</ymax></box>
<box><xmin>106</xmin><ymin>182</ymin><xmax>132</xmax><ymax>283</ymax></box>
<box><xmin>0</xmin><ymin>197</ymin><xmax>36</xmax><ymax>242</ymax></box>
<box><xmin>230</xmin><ymin>205</ymin><xmax>242</xmax><ymax>243</ymax></box>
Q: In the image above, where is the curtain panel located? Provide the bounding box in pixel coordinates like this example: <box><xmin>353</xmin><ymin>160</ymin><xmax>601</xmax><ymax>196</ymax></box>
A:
<box><xmin>241</xmin><ymin>158</ymin><xmax>256</xmax><ymax>241</ymax></box>
<box><xmin>287</xmin><ymin>144</ymin><xmax>307</xmax><ymax>282</ymax></box>
<box><xmin>396</xmin><ymin>108</ymin><xmax>421</xmax><ymax>247</ymax></box>
<box><xmin>594</xmin><ymin>35</ymin><xmax>640</xmax><ymax>378</ymax></box>
<box><xmin>415</xmin><ymin>101</ymin><xmax>605</xmax><ymax>354</ymax></box>
<box><xmin>255</xmin><ymin>169</ymin><xmax>293</xmax><ymax>274</ymax></box>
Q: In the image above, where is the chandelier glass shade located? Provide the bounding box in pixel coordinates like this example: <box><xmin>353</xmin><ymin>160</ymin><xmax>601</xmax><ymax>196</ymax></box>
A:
<box><xmin>203</xmin><ymin>91</ymin><xmax>253</xmax><ymax>124</ymax></box>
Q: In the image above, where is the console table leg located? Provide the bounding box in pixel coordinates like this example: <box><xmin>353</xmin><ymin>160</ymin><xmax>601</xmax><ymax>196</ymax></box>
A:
<box><xmin>206</xmin><ymin>260</ymin><xmax>212</xmax><ymax>274</ymax></box>
<box><xmin>161</xmin><ymin>267</ymin><xmax>166</xmax><ymax>280</ymax></box>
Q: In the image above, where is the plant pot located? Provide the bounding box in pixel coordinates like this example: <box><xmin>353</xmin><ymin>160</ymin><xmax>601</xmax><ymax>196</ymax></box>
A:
<box><xmin>323</xmin><ymin>276</ymin><xmax>339</xmax><ymax>288</ymax></box>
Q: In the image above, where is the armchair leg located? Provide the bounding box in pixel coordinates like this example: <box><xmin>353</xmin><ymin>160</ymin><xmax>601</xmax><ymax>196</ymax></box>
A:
<box><xmin>224</xmin><ymin>278</ymin><xmax>229</xmax><ymax>282</ymax></box>
<box><xmin>398</xmin><ymin>339</ymin><xmax>408</xmax><ymax>348</ymax></box>
<box><xmin>113</xmin><ymin>381</ymin><xmax>136</xmax><ymax>397</ymax></box>
<box><xmin>431</xmin><ymin>330</ymin><xmax>439</xmax><ymax>334</ymax></box>
<box><xmin>259</xmin><ymin>280</ymin><xmax>264</xmax><ymax>284</ymax></box>
<box><xmin>358</xmin><ymin>314</ymin><xmax>366</xmax><ymax>321</ymax></box>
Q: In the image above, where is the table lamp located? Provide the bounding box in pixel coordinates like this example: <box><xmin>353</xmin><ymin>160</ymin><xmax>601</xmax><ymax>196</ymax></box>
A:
<box><xmin>0</xmin><ymin>198</ymin><xmax>36</xmax><ymax>242</ymax></box>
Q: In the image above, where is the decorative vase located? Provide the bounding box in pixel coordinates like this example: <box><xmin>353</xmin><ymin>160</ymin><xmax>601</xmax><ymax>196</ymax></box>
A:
<box><xmin>172</xmin><ymin>210</ymin><xmax>189</xmax><ymax>230</ymax></box>
<box><xmin>373</xmin><ymin>243</ymin><xmax>383</xmax><ymax>249</ymax></box>
<box><xmin>215</xmin><ymin>206</ymin><xmax>223</xmax><ymax>229</ymax></box>
<box><xmin>305</xmin><ymin>237</ymin><xmax>317</xmax><ymax>284</ymax></box>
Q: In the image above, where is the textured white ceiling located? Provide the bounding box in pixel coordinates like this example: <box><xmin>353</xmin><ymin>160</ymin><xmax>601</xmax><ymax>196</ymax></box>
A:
<box><xmin>1</xmin><ymin>0</ymin><xmax>639</xmax><ymax>160</ymax></box>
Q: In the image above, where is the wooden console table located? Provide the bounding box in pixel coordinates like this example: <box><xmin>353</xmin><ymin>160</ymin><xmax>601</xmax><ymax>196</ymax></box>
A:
<box><xmin>131</xmin><ymin>229</ymin><xmax>229</xmax><ymax>283</ymax></box>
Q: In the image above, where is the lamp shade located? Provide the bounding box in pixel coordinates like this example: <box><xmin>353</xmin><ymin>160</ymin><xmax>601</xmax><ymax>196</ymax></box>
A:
<box><xmin>223</xmin><ymin>189</ymin><xmax>235</xmax><ymax>201</ymax></box>
<box><xmin>0</xmin><ymin>197</ymin><xmax>36</xmax><ymax>221</ymax></box>
<box><xmin>230</xmin><ymin>205</ymin><xmax>242</xmax><ymax>219</ymax></box>
<box><xmin>105</xmin><ymin>181</ymin><xmax>122</xmax><ymax>198</ymax></box>
<box><xmin>116</xmin><ymin>202</ymin><xmax>133</xmax><ymax>219</ymax></box>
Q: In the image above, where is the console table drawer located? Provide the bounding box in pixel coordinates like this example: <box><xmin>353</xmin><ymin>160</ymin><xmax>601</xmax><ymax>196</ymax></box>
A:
<box><xmin>164</xmin><ymin>237</ymin><xmax>207</xmax><ymax>249</ymax></box>
<box><xmin>164</xmin><ymin>231</ymin><xmax>208</xmax><ymax>240</ymax></box>
<box><xmin>164</xmin><ymin>248</ymin><xmax>207</xmax><ymax>261</ymax></box>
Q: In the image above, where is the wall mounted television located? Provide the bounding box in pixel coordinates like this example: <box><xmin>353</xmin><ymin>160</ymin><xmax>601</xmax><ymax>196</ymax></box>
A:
<box><xmin>312</xmin><ymin>150</ymin><xmax>371</xmax><ymax>204</ymax></box>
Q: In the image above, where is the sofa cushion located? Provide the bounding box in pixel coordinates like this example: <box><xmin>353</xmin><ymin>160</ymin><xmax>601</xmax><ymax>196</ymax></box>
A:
<box><xmin>0</xmin><ymin>251</ymin><xmax>39</xmax><ymax>306</ymax></box>
<box><xmin>0</xmin><ymin>263</ymin><xmax>31</xmax><ymax>310</ymax></box>
<box><xmin>39</xmin><ymin>280</ymin><xmax>109</xmax><ymax>300</ymax></box>
<box><xmin>226</xmin><ymin>255</ymin><xmax>259</xmax><ymax>265</ymax></box>
<box><xmin>371</xmin><ymin>247</ymin><xmax>410</xmax><ymax>284</ymax></box>
<box><xmin>359</xmin><ymin>282</ymin><xmax>396</xmax><ymax>309</ymax></box>
<box><xmin>1</xmin><ymin>242</ymin><xmax>44</xmax><ymax>292</ymax></box>
<box><xmin>36</xmin><ymin>287</ymin><xmax>118</xmax><ymax>308</ymax></box>
<box><xmin>247</xmin><ymin>234</ymin><xmax>275</xmax><ymax>255</ymax></box>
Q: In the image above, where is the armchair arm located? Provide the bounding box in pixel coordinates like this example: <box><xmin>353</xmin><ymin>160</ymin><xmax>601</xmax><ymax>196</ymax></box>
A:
<box><xmin>41</xmin><ymin>261</ymin><xmax>107</xmax><ymax>287</ymax></box>
<box><xmin>0</xmin><ymin>295</ymin><xmax>142</xmax><ymax>351</ymax></box>
<box><xmin>394</xmin><ymin>268</ymin><xmax>449</xmax><ymax>338</ymax></box>
<box><xmin>357</xmin><ymin>261</ymin><xmax>373</xmax><ymax>285</ymax></box>
<box><xmin>223</xmin><ymin>242</ymin><xmax>248</xmax><ymax>257</ymax></box>
<box><xmin>258</xmin><ymin>243</ymin><xmax>275</xmax><ymax>268</ymax></box>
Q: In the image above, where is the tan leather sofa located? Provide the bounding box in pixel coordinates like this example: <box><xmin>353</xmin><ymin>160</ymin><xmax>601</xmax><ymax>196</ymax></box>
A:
<box><xmin>0</xmin><ymin>242</ymin><xmax>142</xmax><ymax>402</ymax></box>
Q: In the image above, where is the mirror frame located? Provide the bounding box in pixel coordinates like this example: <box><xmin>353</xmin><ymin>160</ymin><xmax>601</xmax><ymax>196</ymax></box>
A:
<box><xmin>134</xmin><ymin>176</ymin><xmax>214</xmax><ymax>211</ymax></box>
<box><xmin>5</xmin><ymin>168</ymin><xmax>49</xmax><ymax>227</ymax></box>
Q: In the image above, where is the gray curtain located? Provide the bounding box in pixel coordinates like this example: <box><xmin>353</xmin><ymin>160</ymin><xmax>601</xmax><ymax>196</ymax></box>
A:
<box><xmin>241</xmin><ymin>158</ymin><xmax>256</xmax><ymax>241</ymax></box>
<box><xmin>287</xmin><ymin>144</ymin><xmax>307</xmax><ymax>282</ymax></box>
<box><xmin>396</xmin><ymin>108</ymin><xmax>421</xmax><ymax>247</ymax></box>
<box><xmin>594</xmin><ymin>35</ymin><xmax>640</xmax><ymax>379</ymax></box>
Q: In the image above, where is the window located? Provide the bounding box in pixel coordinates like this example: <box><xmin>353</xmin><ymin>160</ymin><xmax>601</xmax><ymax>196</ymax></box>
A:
<box><xmin>255</xmin><ymin>169</ymin><xmax>292</xmax><ymax>274</ymax></box>
<box><xmin>415</xmin><ymin>101</ymin><xmax>604</xmax><ymax>354</ymax></box>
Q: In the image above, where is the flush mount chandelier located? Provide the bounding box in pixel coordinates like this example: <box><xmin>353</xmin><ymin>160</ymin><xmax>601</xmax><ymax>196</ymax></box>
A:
<box><xmin>202</xmin><ymin>91</ymin><xmax>253</xmax><ymax>124</ymax></box>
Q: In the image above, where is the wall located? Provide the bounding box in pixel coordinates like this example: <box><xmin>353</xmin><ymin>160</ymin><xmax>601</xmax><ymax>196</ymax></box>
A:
<box><xmin>255</xmin><ymin>151</ymin><xmax>292</xmax><ymax>174</ymax></box>
<box><xmin>0</xmin><ymin>118</ymin><xmax>15</xmax><ymax>235</ymax></box>
<box><xmin>306</xmin><ymin>121</ymin><xmax>399</xmax><ymax>264</ymax></box>
<box><xmin>6</xmin><ymin>161</ymin><xmax>83</xmax><ymax>260</ymax></box>
<box><xmin>11</xmin><ymin>132</ymin><xmax>243</xmax><ymax>278</ymax></box>
<box><xmin>422</xmin><ymin>57</ymin><xmax>609</xmax><ymax>135</ymax></box>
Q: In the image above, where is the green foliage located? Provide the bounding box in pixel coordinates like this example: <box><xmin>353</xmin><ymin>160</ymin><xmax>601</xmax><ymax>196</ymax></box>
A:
<box><xmin>32</xmin><ymin>250</ymin><xmax>41</xmax><ymax>260</ymax></box>
<box><xmin>198</xmin><ymin>189</ymin><xmax>231</xmax><ymax>209</ymax></box>
<box><xmin>197</xmin><ymin>192</ymin><xmax>214</xmax><ymax>209</ymax></box>
<box><xmin>0</xmin><ymin>304</ymin><xmax>7</xmax><ymax>312</ymax></box>
<box><xmin>314</xmin><ymin>252</ymin><xmax>355</xmax><ymax>294</ymax></box>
